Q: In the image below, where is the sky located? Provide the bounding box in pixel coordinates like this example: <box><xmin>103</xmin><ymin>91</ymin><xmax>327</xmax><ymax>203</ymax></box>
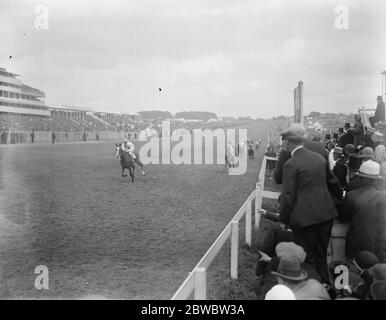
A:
<box><xmin>0</xmin><ymin>0</ymin><xmax>385</xmax><ymax>118</ymax></box>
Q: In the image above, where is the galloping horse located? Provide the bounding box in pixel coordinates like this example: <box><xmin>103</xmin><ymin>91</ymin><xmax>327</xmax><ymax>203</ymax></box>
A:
<box><xmin>248</xmin><ymin>145</ymin><xmax>255</xmax><ymax>160</ymax></box>
<box><xmin>225</xmin><ymin>143</ymin><xmax>236</xmax><ymax>169</ymax></box>
<box><xmin>116</xmin><ymin>144</ymin><xmax>135</xmax><ymax>182</ymax></box>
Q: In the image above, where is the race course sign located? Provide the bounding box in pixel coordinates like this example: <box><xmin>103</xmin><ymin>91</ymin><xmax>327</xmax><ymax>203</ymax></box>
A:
<box><xmin>294</xmin><ymin>81</ymin><xmax>304</xmax><ymax>125</ymax></box>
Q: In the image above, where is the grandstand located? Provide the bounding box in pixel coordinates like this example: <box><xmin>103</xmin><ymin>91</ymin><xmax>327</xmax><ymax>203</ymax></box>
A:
<box><xmin>0</xmin><ymin>67</ymin><xmax>49</xmax><ymax>116</ymax></box>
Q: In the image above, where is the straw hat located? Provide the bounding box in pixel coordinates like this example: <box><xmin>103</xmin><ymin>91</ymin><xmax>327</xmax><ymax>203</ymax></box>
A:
<box><xmin>265</xmin><ymin>285</ymin><xmax>296</xmax><ymax>300</ymax></box>
<box><xmin>356</xmin><ymin>160</ymin><xmax>386</xmax><ymax>180</ymax></box>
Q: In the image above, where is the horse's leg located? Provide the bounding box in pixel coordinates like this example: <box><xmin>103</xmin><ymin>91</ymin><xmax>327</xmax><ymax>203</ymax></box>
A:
<box><xmin>121</xmin><ymin>166</ymin><xmax>127</xmax><ymax>177</ymax></box>
<box><xmin>130</xmin><ymin>166</ymin><xmax>135</xmax><ymax>182</ymax></box>
<box><xmin>135</xmin><ymin>158</ymin><xmax>146</xmax><ymax>175</ymax></box>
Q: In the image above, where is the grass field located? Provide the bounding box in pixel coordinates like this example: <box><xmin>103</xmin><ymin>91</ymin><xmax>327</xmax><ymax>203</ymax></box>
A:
<box><xmin>0</xmin><ymin>121</ymin><xmax>268</xmax><ymax>299</ymax></box>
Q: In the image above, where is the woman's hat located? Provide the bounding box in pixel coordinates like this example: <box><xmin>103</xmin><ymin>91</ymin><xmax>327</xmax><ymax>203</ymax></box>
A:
<box><xmin>371</xmin><ymin>131</ymin><xmax>384</xmax><ymax>142</ymax></box>
<box><xmin>370</xmin><ymin>280</ymin><xmax>386</xmax><ymax>300</ymax></box>
<box><xmin>350</xmin><ymin>147</ymin><xmax>374</xmax><ymax>159</ymax></box>
<box><xmin>368</xmin><ymin>264</ymin><xmax>386</xmax><ymax>281</ymax></box>
<box><xmin>265</xmin><ymin>284</ymin><xmax>296</xmax><ymax>300</ymax></box>
<box><xmin>344</xmin><ymin>144</ymin><xmax>356</xmax><ymax>155</ymax></box>
<box><xmin>271</xmin><ymin>256</ymin><xmax>308</xmax><ymax>281</ymax></box>
<box><xmin>356</xmin><ymin>160</ymin><xmax>386</xmax><ymax>180</ymax></box>
<box><xmin>352</xmin><ymin>251</ymin><xmax>380</xmax><ymax>274</ymax></box>
<box><xmin>367</xmin><ymin>126</ymin><xmax>376</xmax><ymax>134</ymax></box>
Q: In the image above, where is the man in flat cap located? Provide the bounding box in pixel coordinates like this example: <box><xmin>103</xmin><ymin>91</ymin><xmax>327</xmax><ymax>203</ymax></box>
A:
<box><xmin>279</xmin><ymin>123</ymin><xmax>338</xmax><ymax>285</ymax></box>
<box><xmin>274</xmin><ymin>125</ymin><xmax>328</xmax><ymax>185</ymax></box>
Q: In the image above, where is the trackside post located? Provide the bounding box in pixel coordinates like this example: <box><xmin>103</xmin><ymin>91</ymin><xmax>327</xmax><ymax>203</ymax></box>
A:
<box><xmin>245</xmin><ymin>201</ymin><xmax>252</xmax><ymax>246</ymax></box>
<box><xmin>230</xmin><ymin>221</ymin><xmax>239</xmax><ymax>279</ymax></box>
<box><xmin>194</xmin><ymin>268</ymin><xmax>207</xmax><ymax>300</ymax></box>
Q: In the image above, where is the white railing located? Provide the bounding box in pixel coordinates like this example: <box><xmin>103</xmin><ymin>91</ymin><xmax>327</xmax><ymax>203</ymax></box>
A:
<box><xmin>171</xmin><ymin>154</ymin><xmax>280</xmax><ymax>300</ymax></box>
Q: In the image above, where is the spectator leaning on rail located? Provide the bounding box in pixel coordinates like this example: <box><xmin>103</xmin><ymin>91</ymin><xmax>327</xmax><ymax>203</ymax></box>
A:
<box><xmin>338</xmin><ymin>160</ymin><xmax>386</xmax><ymax>262</ymax></box>
<box><xmin>278</xmin><ymin>123</ymin><xmax>337</xmax><ymax>285</ymax></box>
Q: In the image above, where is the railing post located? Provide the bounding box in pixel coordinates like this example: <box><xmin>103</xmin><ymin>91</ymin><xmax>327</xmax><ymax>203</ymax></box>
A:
<box><xmin>255</xmin><ymin>184</ymin><xmax>262</xmax><ymax>229</ymax></box>
<box><xmin>194</xmin><ymin>268</ymin><xmax>207</xmax><ymax>300</ymax></box>
<box><xmin>230</xmin><ymin>221</ymin><xmax>239</xmax><ymax>279</ymax></box>
<box><xmin>245</xmin><ymin>201</ymin><xmax>252</xmax><ymax>246</ymax></box>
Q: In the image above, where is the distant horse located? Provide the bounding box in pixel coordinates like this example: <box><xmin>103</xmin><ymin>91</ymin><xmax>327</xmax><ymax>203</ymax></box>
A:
<box><xmin>116</xmin><ymin>144</ymin><xmax>135</xmax><ymax>182</ymax></box>
<box><xmin>248</xmin><ymin>146</ymin><xmax>255</xmax><ymax>160</ymax></box>
<box><xmin>254</xmin><ymin>140</ymin><xmax>260</xmax><ymax>152</ymax></box>
<box><xmin>225</xmin><ymin>144</ymin><xmax>236</xmax><ymax>169</ymax></box>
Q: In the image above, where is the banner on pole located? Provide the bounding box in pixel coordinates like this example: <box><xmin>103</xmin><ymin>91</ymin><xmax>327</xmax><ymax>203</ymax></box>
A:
<box><xmin>294</xmin><ymin>81</ymin><xmax>304</xmax><ymax>125</ymax></box>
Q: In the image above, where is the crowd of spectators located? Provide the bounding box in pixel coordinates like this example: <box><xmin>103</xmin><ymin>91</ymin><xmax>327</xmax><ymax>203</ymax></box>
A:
<box><xmin>1</xmin><ymin>111</ymin><xmax>253</xmax><ymax>144</ymax></box>
<box><xmin>257</xmin><ymin>114</ymin><xmax>386</xmax><ymax>300</ymax></box>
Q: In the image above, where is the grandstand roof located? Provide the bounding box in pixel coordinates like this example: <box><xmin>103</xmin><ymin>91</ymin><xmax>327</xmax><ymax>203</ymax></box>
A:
<box><xmin>21</xmin><ymin>84</ymin><xmax>45</xmax><ymax>96</ymax></box>
<box><xmin>0</xmin><ymin>67</ymin><xmax>20</xmax><ymax>78</ymax></box>
<box><xmin>50</xmin><ymin>105</ymin><xmax>95</xmax><ymax>112</ymax></box>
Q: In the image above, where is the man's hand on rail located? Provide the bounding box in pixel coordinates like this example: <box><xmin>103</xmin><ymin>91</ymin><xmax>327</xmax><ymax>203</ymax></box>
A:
<box><xmin>258</xmin><ymin>251</ymin><xmax>272</xmax><ymax>262</ymax></box>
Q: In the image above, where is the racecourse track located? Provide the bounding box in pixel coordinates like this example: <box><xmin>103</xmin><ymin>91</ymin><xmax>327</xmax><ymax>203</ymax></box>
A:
<box><xmin>0</xmin><ymin>121</ymin><xmax>268</xmax><ymax>299</ymax></box>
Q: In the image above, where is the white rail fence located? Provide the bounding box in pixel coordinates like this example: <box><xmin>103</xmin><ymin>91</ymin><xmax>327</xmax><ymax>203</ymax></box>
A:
<box><xmin>171</xmin><ymin>155</ymin><xmax>280</xmax><ymax>300</ymax></box>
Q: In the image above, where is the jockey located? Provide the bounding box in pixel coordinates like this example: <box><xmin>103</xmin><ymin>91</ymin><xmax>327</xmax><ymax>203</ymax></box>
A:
<box><xmin>122</xmin><ymin>138</ymin><xmax>136</xmax><ymax>159</ymax></box>
<box><xmin>121</xmin><ymin>138</ymin><xmax>146</xmax><ymax>176</ymax></box>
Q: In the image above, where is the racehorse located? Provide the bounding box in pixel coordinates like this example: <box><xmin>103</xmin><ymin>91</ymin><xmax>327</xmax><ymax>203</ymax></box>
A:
<box><xmin>116</xmin><ymin>143</ymin><xmax>135</xmax><ymax>182</ymax></box>
<box><xmin>254</xmin><ymin>139</ymin><xmax>260</xmax><ymax>152</ymax></box>
<box><xmin>248</xmin><ymin>145</ymin><xmax>255</xmax><ymax>160</ymax></box>
<box><xmin>225</xmin><ymin>144</ymin><xmax>236</xmax><ymax>169</ymax></box>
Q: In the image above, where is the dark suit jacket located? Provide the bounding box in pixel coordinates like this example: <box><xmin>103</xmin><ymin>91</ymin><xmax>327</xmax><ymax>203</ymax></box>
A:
<box><xmin>353</xmin><ymin>122</ymin><xmax>365</xmax><ymax>147</ymax></box>
<box><xmin>274</xmin><ymin>139</ymin><xmax>328</xmax><ymax>185</ymax></box>
<box><xmin>339</xmin><ymin>186</ymin><xmax>386</xmax><ymax>261</ymax></box>
<box><xmin>375</xmin><ymin>101</ymin><xmax>385</xmax><ymax>123</ymax></box>
<box><xmin>338</xmin><ymin>131</ymin><xmax>354</xmax><ymax>147</ymax></box>
<box><xmin>333</xmin><ymin>158</ymin><xmax>347</xmax><ymax>188</ymax></box>
<box><xmin>279</xmin><ymin>147</ymin><xmax>337</xmax><ymax>229</ymax></box>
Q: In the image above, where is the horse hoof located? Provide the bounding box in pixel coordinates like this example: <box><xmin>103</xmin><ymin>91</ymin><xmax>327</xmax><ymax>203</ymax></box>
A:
<box><xmin>122</xmin><ymin>174</ymin><xmax>127</xmax><ymax>177</ymax></box>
